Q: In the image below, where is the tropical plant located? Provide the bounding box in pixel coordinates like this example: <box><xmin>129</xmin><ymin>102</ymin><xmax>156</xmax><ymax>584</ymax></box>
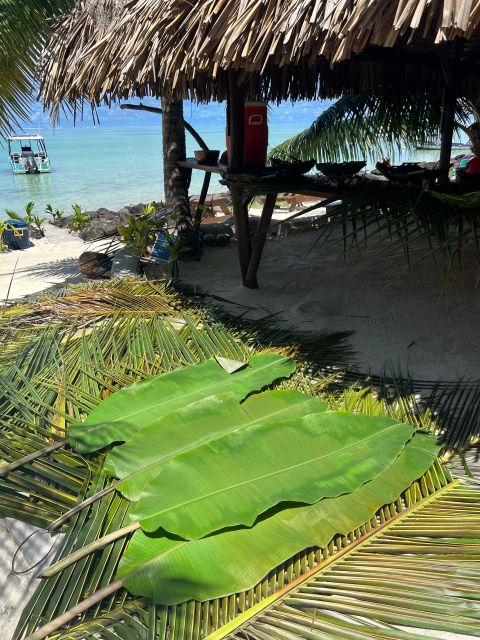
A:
<box><xmin>4</xmin><ymin>207</ymin><xmax>21</xmax><ymax>220</ymax></box>
<box><xmin>0</xmin><ymin>0</ymin><xmax>74</xmax><ymax>138</ymax></box>
<box><xmin>0</xmin><ymin>278</ymin><xmax>477</xmax><ymax>640</ymax></box>
<box><xmin>117</xmin><ymin>202</ymin><xmax>166</xmax><ymax>256</ymax></box>
<box><xmin>0</xmin><ymin>219</ymin><xmax>10</xmax><ymax>251</ymax></box>
<box><xmin>69</xmin><ymin>203</ymin><xmax>90</xmax><ymax>231</ymax></box>
<box><xmin>272</xmin><ymin>95</ymin><xmax>474</xmax><ymax>163</ymax></box>
<box><xmin>23</xmin><ymin>200</ymin><xmax>35</xmax><ymax>225</ymax></box>
<box><xmin>45</xmin><ymin>203</ymin><xmax>65</xmax><ymax>223</ymax></box>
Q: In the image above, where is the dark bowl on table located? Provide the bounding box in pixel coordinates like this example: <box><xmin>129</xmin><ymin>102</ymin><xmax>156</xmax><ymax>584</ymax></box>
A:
<box><xmin>194</xmin><ymin>149</ymin><xmax>220</xmax><ymax>165</ymax></box>
<box><xmin>316</xmin><ymin>160</ymin><xmax>366</xmax><ymax>178</ymax></box>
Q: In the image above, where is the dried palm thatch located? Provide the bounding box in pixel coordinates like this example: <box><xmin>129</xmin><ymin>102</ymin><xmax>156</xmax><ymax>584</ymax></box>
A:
<box><xmin>41</xmin><ymin>0</ymin><xmax>480</xmax><ymax>110</ymax></box>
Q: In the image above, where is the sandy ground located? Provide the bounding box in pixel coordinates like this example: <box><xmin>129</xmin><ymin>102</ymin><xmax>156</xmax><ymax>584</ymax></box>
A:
<box><xmin>182</xmin><ymin>210</ymin><xmax>480</xmax><ymax>382</ymax></box>
<box><xmin>0</xmin><ymin>222</ymin><xmax>109</xmax><ymax>302</ymax></box>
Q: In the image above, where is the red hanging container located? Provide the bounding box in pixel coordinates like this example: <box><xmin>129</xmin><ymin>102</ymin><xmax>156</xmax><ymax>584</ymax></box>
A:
<box><xmin>226</xmin><ymin>102</ymin><xmax>268</xmax><ymax>167</ymax></box>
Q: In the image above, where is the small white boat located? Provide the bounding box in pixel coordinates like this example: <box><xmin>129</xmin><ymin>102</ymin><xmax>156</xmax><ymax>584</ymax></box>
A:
<box><xmin>8</xmin><ymin>134</ymin><xmax>51</xmax><ymax>174</ymax></box>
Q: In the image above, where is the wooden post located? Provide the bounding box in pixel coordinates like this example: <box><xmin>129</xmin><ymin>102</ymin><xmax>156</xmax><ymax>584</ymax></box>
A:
<box><xmin>245</xmin><ymin>192</ymin><xmax>278</xmax><ymax>288</ymax></box>
<box><xmin>438</xmin><ymin>42</ymin><xmax>463</xmax><ymax>183</ymax></box>
<box><xmin>193</xmin><ymin>172</ymin><xmax>212</xmax><ymax>234</ymax></box>
<box><xmin>438</xmin><ymin>82</ymin><xmax>457</xmax><ymax>179</ymax></box>
<box><xmin>227</xmin><ymin>72</ymin><xmax>252</xmax><ymax>285</ymax></box>
<box><xmin>228</xmin><ymin>72</ymin><xmax>245</xmax><ymax>172</ymax></box>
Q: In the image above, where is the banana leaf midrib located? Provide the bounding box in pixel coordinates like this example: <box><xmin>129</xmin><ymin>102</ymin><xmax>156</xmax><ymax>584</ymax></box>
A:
<box><xmin>134</xmin><ymin>420</ymin><xmax>406</xmax><ymax>514</ymax></box>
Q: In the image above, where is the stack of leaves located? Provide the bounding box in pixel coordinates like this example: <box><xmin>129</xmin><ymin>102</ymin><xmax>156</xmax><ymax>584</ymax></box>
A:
<box><xmin>40</xmin><ymin>352</ymin><xmax>440</xmax><ymax>612</ymax></box>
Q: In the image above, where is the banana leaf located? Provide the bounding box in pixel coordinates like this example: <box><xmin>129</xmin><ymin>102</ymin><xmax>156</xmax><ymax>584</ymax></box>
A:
<box><xmin>106</xmin><ymin>390</ymin><xmax>328</xmax><ymax>501</ymax></box>
<box><xmin>68</xmin><ymin>353</ymin><xmax>295</xmax><ymax>453</ymax></box>
<box><xmin>118</xmin><ymin>431</ymin><xmax>440</xmax><ymax>604</ymax></box>
<box><xmin>130</xmin><ymin>412</ymin><xmax>415</xmax><ymax>538</ymax></box>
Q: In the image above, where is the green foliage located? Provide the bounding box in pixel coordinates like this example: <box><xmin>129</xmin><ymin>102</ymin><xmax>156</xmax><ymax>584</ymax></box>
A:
<box><xmin>69</xmin><ymin>203</ymin><xmax>90</xmax><ymax>231</ymax></box>
<box><xmin>105</xmin><ymin>390</ymin><xmax>326</xmax><ymax>502</ymax></box>
<box><xmin>296</xmin><ymin>182</ymin><xmax>480</xmax><ymax>278</ymax></box>
<box><xmin>23</xmin><ymin>200</ymin><xmax>35</xmax><ymax>225</ymax></box>
<box><xmin>118</xmin><ymin>431</ymin><xmax>439</xmax><ymax>605</ymax></box>
<box><xmin>217</xmin><ymin>480</ymin><xmax>479</xmax><ymax>640</ymax></box>
<box><xmin>117</xmin><ymin>202</ymin><xmax>166</xmax><ymax>256</ymax></box>
<box><xmin>0</xmin><ymin>0</ymin><xmax>74</xmax><ymax>138</ymax></box>
<box><xmin>0</xmin><ymin>278</ymin><xmax>475</xmax><ymax>640</ymax></box>
<box><xmin>271</xmin><ymin>95</ymin><xmax>472</xmax><ymax>163</ymax></box>
<box><xmin>3</xmin><ymin>203</ymin><xmax>46</xmax><ymax>236</ymax></box>
<box><xmin>128</xmin><ymin>409</ymin><xmax>414</xmax><ymax>539</ymax></box>
<box><xmin>68</xmin><ymin>353</ymin><xmax>296</xmax><ymax>453</ymax></box>
<box><xmin>4</xmin><ymin>207</ymin><xmax>21</xmax><ymax>220</ymax></box>
<box><xmin>45</xmin><ymin>203</ymin><xmax>65</xmax><ymax>223</ymax></box>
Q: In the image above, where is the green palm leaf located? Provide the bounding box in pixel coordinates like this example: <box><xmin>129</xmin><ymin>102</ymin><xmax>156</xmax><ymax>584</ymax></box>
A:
<box><xmin>68</xmin><ymin>353</ymin><xmax>296</xmax><ymax>454</ymax></box>
<box><xmin>130</xmin><ymin>413</ymin><xmax>415</xmax><ymax>539</ymax></box>
<box><xmin>0</xmin><ymin>0</ymin><xmax>73</xmax><ymax>138</ymax></box>
<box><xmin>271</xmin><ymin>95</ymin><xmax>472</xmax><ymax>163</ymax></box>
<box><xmin>106</xmin><ymin>390</ymin><xmax>327</xmax><ymax>502</ymax></box>
<box><xmin>118</xmin><ymin>431</ymin><xmax>440</xmax><ymax>604</ymax></box>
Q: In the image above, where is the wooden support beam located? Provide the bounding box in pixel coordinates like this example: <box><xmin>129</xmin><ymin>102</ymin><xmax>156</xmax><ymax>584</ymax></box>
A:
<box><xmin>438</xmin><ymin>42</ymin><xmax>463</xmax><ymax>181</ymax></box>
<box><xmin>245</xmin><ymin>193</ymin><xmax>278</xmax><ymax>289</ymax></box>
<box><xmin>193</xmin><ymin>172</ymin><xmax>212</xmax><ymax>234</ymax></box>
<box><xmin>438</xmin><ymin>82</ymin><xmax>457</xmax><ymax>178</ymax></box>
<box><xmin>230</xmin><ymin>185</ymin><xmax>251</xmax><ymax>282</ymax></box>
<box><xmin>227</xmin><ymin>72</ymin><xmax>245</xmax><ymax>172</ymax></box>
<box><xmin>227</xmin><ymin>72</ymin><xmax>252</xmax><ymax>284</ymax></box>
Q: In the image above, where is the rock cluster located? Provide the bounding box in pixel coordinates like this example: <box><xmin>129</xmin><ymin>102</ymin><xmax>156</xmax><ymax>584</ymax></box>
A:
<box><xmin>54</xmin><ymin>203</ymin><xmax>162</xmax><ymax>241</ymax></box>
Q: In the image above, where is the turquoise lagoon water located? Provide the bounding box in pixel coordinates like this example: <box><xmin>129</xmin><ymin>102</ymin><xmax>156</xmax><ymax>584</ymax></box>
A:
<box><xmin>0</xmin><ymin>123</ymin><xmax>443</xmax><ymax>219</ymax></box>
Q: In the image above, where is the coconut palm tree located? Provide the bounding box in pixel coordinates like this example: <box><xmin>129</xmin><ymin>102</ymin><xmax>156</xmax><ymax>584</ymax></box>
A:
<box><xmin>0</xmin><ymin>0</ymin><xmax>74</xmax><ymax>137</ymax></box>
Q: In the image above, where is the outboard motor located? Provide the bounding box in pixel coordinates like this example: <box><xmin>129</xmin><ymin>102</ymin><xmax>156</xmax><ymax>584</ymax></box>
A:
<box><xmin>21</xmin><ymin>146</ymin><xmax>38</xmax><ymax>173</ymax></box>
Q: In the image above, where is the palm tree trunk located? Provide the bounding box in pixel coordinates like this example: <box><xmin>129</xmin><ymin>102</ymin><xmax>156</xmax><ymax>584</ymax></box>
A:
<box><xmin>161</xmin><ymin>98</ymin><xmax>201</xmax><ymax>261</ymax></box>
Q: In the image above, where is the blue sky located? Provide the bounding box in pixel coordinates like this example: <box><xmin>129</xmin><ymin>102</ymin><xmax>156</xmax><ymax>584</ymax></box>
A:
<box><xmin>28</xmin><ymin>96</ymin><xmax>332</xmax><ymax>131</ymax></box>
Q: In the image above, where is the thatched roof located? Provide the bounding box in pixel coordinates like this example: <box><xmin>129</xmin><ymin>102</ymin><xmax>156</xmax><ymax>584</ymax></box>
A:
<box><xmin>41</xmin><ymin>0</ymin><xmax>480</xmax><ymax>109</ymax></box>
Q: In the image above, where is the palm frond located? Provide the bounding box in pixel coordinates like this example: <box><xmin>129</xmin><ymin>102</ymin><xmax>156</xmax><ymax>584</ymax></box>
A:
<box><xmin>0</xmin><ymin>277</ymin><xmax>477</xmax><ymax>640</ymax></box>
<box><xmin>271</xmin><ymin>96</ymin><xmax>473</xmax><ymax>163</ymax></box>
<box><xmin>209</xmin><ymin>479</ymin><xmax>480</xmax><ymax>640</ymax></box>
<box><xmin>0</xmin><ymin>0</ymin><xmax>74</xmax><ymax>137</ymax></box>
<box><xmin>15</xmin><ymin>460</ymin><xmax>453</xmax><ymax>639</ymax></box>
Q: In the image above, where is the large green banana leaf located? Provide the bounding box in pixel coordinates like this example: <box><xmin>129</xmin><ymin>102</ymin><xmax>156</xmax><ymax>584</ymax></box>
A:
<box><xmin>118</xmin><ymin>431</ymin><xmax>440</xmax><ymax>604</ymax></box>
<box><xmin>130</xmin><ymin>412</ymin><xmax>415</xmax><ymax>538</ymax></box>
<box><xmin>106</xmin><ymin>390</ymin><xmax>328</xmax><ymax>501</ymax></box>
<box><xmin>68</xmin><ymin>353</ymin><xmax>295</xmax><ymax>453</ymax></box>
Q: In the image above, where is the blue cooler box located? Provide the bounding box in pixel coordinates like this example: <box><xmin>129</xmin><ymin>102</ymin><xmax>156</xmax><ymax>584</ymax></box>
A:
<box><xmin>3</xmin><ymin>219</ymin><xmax>30</xmax><ymax>250</ymax></box>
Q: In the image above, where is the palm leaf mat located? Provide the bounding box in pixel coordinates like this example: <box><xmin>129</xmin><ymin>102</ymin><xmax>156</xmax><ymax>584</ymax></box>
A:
<box><xmin>211</xmin><ymin>479</ymin><xmax>480</xmax><ymax>640</ymax></box>
<box><xmin>0</xmin><ymin>279</ymin><xmax>478</xmax><ymax>639</ymax></box>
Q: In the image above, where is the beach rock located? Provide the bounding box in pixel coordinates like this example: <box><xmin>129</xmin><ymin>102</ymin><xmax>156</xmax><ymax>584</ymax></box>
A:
<box><xmin>80</xmin><ymin>210</ymin><xmax>120</xmax><ymax>241</ymax></box>
<box><xmin>118</xmin><ymin>202</ymin><xmax>165</xmax><ymax>218</ymax></box>
<box><xmin>28</xmin><ymin>226</ymin><xmax>44</xmax><ymax>240</ymax></box>
<box><xmin>111</xmin><ymin>247</ymin><xmax>142</xmax><ymax>278</ymax></box>
<box><xmin>78</xmin><ymin>251</ymin><xmax>112</xmax><ymax>279</ymax></box>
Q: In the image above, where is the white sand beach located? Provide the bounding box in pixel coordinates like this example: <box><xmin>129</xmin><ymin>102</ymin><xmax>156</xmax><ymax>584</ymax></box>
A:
<box><xmin>182</xmin><ymin>211</ymin><xmax>480</xmax><ymax>382</ymax></box>
<box><xmin>0</xmin><ymin>222</ymin><xmax>108</xmax><ymax>302</ymax></box>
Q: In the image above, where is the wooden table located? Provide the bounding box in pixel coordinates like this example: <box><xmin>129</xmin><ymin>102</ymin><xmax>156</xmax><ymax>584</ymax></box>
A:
<box><xmin>189</xmin><ymin>193</ymin><xmax>231</xmax><ymax>217</ymax></box>
<box><xmin>177</xmin><ymin>159</ymin><xmax>336</xmax><ymax>288</ymax></box>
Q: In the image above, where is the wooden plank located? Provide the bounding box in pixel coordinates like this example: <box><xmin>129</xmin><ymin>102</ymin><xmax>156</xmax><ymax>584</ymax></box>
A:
<box><xmin>177</xmin><ymin>160</ymin><xmax>225</xmax><ymax>174</ymax></box>
<box><xmin>245</xmin><ymin>192</ymin><xmax>278</xmax><ymax>289</ymax></box>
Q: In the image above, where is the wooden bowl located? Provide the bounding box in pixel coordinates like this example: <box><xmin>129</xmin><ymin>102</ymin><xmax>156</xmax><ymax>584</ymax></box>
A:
<box><xmin>194</xmin><ymin>150</ymin><xmax>220</xmax><ymax>165</ymax></box>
